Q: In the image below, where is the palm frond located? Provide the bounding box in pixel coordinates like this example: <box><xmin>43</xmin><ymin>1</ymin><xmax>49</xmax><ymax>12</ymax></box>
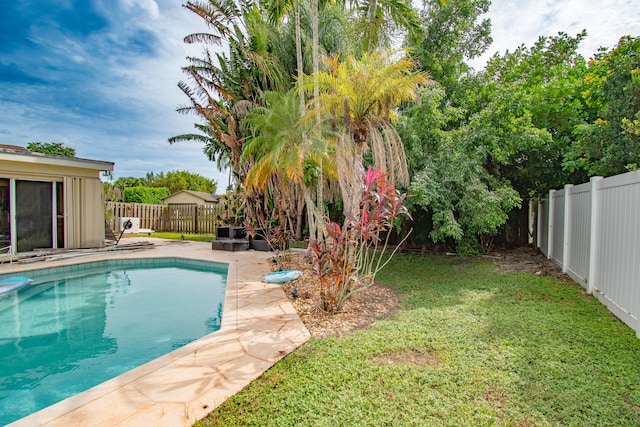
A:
<box><xmin>184</xmin><ymin>0</ymin><xmax>242</xmax><ymax>44</ymax></box>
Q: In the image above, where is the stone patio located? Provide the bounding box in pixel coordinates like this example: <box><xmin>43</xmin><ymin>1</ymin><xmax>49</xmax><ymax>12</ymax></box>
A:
<box><xmin>3</xmin><ymin>238</ymin><xmax>310</xmax><ymax>427</ymax></box>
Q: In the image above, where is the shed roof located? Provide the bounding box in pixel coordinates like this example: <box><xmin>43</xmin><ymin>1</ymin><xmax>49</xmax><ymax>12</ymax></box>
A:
<box><xmin>164</xmin><ymin>190</ymin><xmax>220</xmax><ymax>202</ymax></box>
<box><xmin>0</xmin><ymin>144</ymin><xmax>114</xmax><ymax>171</ymax></box>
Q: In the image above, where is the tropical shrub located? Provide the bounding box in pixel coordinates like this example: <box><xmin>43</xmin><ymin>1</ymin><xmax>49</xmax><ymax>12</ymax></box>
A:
<box><xmin>308</xmin><ymin>167</ymin><xmax>409</xmax><ymax>312</ymax></box>
<box><xmin>399</xmin><ymin>86</ymin><xmax>521</xmax><ymax>254</ymax></box>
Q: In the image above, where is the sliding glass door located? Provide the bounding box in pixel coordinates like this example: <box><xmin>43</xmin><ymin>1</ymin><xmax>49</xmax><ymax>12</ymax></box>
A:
<box><xmin>0</xmin><ymin>179</ymin><xmax>9</xmax><ymax>249</ymax></box>
<box><xmin>15</xmin><ymin>181</ymin><xmax>53</xmax><ymax>252</ymax></box>
<box><xmin>0</xmin><ymin>179</ymin><xmax>64</xmax><ymax>253</ymax></box>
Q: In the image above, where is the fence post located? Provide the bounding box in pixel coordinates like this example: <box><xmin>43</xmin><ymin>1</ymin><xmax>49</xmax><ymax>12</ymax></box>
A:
<box><xmin>536</xmin><ymin>196</ymin><xmax>543</xmax><ymax>249</ymax></box>
<box><xmin>528</xmin><ymin>199</ymin><xmax>535</xmax><ymax>245</ymax></box>
<box><xmin>547</xmin><ymin>189</ymin><xmax>555</xmax><ymax>260</ymax></box>
<box><xmin>194</xmin><ymin>205</ymin><xmax>199</xmax><ymax>234</ymax></box>
<box><xmin>562</xmin><ymin>184</ymin><xmax>573</xmax><ymax>273</ymax></box>
<box><xmin>587</xmin><ymin>176</ymin><xmax>603</xmax><ymax>295</ymax></box>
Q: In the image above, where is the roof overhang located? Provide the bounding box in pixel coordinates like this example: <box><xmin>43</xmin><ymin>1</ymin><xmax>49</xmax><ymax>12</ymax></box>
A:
<box><xmin>0</xmin><ymin>151</ymin><xmax>114</xmax><ymax>172</ymax></box>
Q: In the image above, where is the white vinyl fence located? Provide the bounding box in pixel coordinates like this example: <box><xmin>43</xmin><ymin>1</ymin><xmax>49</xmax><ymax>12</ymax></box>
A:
<box><xmin>538</xmin><ymin>170</ymin><xmax>640</xmax><ymax>337</ymax></box>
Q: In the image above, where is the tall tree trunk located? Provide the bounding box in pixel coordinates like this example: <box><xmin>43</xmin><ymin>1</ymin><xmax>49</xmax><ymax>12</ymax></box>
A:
<box><xmin>311</xmin><ymin>0</ymin><xmax>326</xmax><ymax>241</ymax></box>
<box><xmin>295</xmin><ymin>186</ymin><xmax>304</xmax><ymax>240</ymax></box>
<box><xmin>304</xmin><ymin>188</ymin><xmax>317</xmax><ymax>240</ymax></box>
<box><xmin>366</xmin><ymin>0</ymin><xmax>378</xmax><ymax>53</ymax></box>
<box><xmin>295</xmin><ymin>0</ymin><xmax>304</xmax><ymax>113</ymax></box>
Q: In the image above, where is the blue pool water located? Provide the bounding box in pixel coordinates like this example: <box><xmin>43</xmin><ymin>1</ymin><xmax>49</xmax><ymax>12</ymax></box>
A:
<box><xmin>0</xmin><ymin>258</ymin><xmax>227</xmax><ymax>426</ymax></box>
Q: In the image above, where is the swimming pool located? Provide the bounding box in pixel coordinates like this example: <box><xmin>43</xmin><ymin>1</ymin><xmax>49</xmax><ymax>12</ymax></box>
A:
<box><xmin>0</xmin><ymin>258</ymin><xmax>227</xmax><ymax>426</ymax></box>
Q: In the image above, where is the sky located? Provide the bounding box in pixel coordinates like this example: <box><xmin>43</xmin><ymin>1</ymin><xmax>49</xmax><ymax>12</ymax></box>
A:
<box><xmin>1</xmin><ymin>0</ymin><xmax>639</xmax><ymax>189</ymax></box>
<box><xmin>469</xmin><ymin>0</ymin><xmax>640</xmax><ymax>70</ymax></box>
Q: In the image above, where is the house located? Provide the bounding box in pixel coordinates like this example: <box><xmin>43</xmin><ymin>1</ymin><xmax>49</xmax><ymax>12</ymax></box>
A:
<box><xmin>0</xmin><ymin>144</ymin><xmax>114</xmax><ymax>253</ymax></box>
<box><xmin>163</xmin><ymin>190</ymin><xmax>220</xmax><ymax>206</ymax></box>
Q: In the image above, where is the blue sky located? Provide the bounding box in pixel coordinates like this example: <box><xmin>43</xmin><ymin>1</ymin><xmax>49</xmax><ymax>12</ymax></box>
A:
<box><xmin>1</xmin><ymin>0</ymin><xmax>639</xmax><ymax>189</ymax></box>
<box><xmin>0</xmin><ymin>0</ymin><xmax>227</xmax><ymax>185</ymax></box>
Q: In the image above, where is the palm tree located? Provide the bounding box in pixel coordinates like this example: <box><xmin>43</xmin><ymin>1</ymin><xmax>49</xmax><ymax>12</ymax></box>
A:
<box><xmin>169</xmin><ymin>122</ymin><xmax>231</xmax><ymax>174</ymax></box>
<box><xmin>243</xmin><ymin>90</ymin><xmax>336</xmax><ymax>239</ymax></box>
<box><xmin>264</xmin><ymin>0</ymin><xmax>348</xmax><ymax>240</ymax></box>
<box><xmin>174</xmin><ymin>0</ymin><xmax>288</xmax><ymax>177</ymax></box>
<box><xmin>263</xmin><ymin>0</ymin><xmax>305</xmax><ymax>113</ymax></box>
<box><xmin>168</xmin><ymin>121</ymin><xmax>236</xmax><ymax>192</ymax></box>
<box><xmin>347</xmin><ymin>0</ymin><xmax>424</xmax><ymax>55</ymax></box>
<box><xmin>173</xmin><ymin>53</ymin><xmax>245</xmax><ymax>184</ymax></box>
<box><xmin>305</xmin><ymin>49</ymin><xmax>430</xmax><ymax>213</ymax></box>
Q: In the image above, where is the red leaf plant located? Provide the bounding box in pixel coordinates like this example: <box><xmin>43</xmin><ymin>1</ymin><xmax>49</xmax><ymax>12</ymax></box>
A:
<box><xmin>308</xmin><ymin>167</ymin><xmax>411</xmax><ymax>313</ymax></box>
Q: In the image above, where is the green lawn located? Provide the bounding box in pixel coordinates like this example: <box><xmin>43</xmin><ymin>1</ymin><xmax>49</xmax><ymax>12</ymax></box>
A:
<box><xmin>119</xmin><ymin>232</ymin><xmax>216</xmax><ymax>242</ymax></box>
<box><xmin>196</xmin><ymin>253</ymin><xmax>640</xmax><ymax>426</ymax></box>
<box><xmin>120</xmin><ymin>232</ymin><xmax>310</xmax><ymax>248</ymax></box>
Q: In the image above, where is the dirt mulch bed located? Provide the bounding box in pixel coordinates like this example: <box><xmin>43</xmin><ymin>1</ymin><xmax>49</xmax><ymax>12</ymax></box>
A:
<box><xmin>278</xmin><ymin>251</ymin><xmax>400</xmax><ymax>338</ymax></box>
<box><xmin>487</xmin><ymin>245</ymin><xmax>571</xmax><ymax>281</ymax></box>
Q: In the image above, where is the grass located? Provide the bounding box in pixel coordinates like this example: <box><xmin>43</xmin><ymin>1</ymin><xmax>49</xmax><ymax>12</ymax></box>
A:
<box><xmin>120</xmin><ymin>232</ymin><xmax>216</xmax><ymax>242</ymax></box>
<box><xmin>288</xmin><ymin>240</ymin><xmax>308</xmax><ymax>249</ymax></box>
<box><xmin>195</xmin><ymin>253</ymin><xmax>640</xmax><ymax>426</ymax></box>
<box><xmin>120</xmin><ymin>232</ymin><xmax>310</xmax><ymax>248</ymax></box>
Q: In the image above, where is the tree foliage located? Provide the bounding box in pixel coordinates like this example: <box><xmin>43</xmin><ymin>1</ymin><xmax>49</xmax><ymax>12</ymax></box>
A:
<box><xmin>465</xmin><ymin>31</ymin><xmax>590</xmax><ymax>196</ymax></box>
<box><xmin>242</xmin><ymin>90</ymin><xmax>332</xmax><ymax>192</ymax></box>
<box><xmin>410</xmin><ymin>0</ymin><xmax>492</xmax><ymax>90</ymax></box>
<box><xmin>241</xmin><ymin>90</ymin><xmax>335</xmax><ymax>239</ymax></box>
<box><xmin>173</xmin><ymin>0</ymin><xmax>298</xmax><ymax>185</ymax></box>
<box><xmin>175</xmin><ymin>0</ymin><xmax>424</xmax><ymax>239</ymax></box>
<box><xmin>399</xmin><ymin>86</ymin><xmax>521</xmax><ymax>253</ymax></box>
<box><xmin>175</xmin><ymin>0</ymin><xmax>640</xmax><ymax>257</ymax></box>
<box><xmin>306</xmin><ymin>50</ymin><xmax>429</xmax><ymax>213</ymax></box>
<box><xmin>145</xmin><ymin>170</ymin><xmax>216</xmax><ymax>194</ymax></box>
<box><xmin>348</xmin><ymin>0</ymin><xmax>423</xmax><ymax>54</ymax></box>
<box><xmin>403</xmin><ymin>26</ymin><xmax>596</xmax><ymax>250</ymax></box>
<box><xmin>123</xmin><ymin>187</ymin><xmax>170</xmax><ymax>204</ymax></box>
<box><xmin>563</xmin><ymin>35</ymin><xmax>640</xmax><ymax>176</ymax></box>
<box><xmin>173</xmin><ymin>0</ymin><xmax>329</xmax><ymax>233</ymax></box>
<box><xmin>26</xmin><ymin>142</ymin><xmax>76</xmax><ymax>157</ymax></box>
<box><xmin>109</xmin><ymin>171</ymin><xmax>215</xmax><ymax>203</ymax></box>
<box><xmin>113</xmin><ymin>177</ymin><xmax>147</xmax><ymax>189</ymax></box>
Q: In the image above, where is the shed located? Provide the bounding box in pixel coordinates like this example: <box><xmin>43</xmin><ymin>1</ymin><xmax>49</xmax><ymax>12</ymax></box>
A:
<box><xmin>0</xmin><ymin>145</ymin><xmax>114</xmax><ymax>253</ymax></box>
<box><xmin>163</xmin><ymin>190</ymin><xmax>220</xmax><ymax>206</ymax></box>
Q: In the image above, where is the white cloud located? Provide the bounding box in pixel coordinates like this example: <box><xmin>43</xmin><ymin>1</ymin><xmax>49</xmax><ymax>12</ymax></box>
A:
<box><xmin>470</xmin><ymin>0</ymin><xmax>640</xmax><ymax>69</ymax></box>
<box><xmin>119</xmin><ymin>0</ymin><xmax>160</xmax><ymax>19</ymax></box>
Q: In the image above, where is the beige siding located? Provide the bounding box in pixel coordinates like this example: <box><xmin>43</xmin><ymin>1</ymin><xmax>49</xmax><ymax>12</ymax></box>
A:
<box><xmin>165</xmin><ymin>193</ymin><xmax>208</xmax><ymax>205</ymax></box>
<box><xmin>82</xmin><ymin>178</ymin><xmax>105</xmax><ymax>247</ymax></box>
<box><xmin>64</xmin><ymin>176</ymin><xmax>81</xmax><ymax>248</ymax></box>
<box><xmin>64</xmin><ymin>177</ymin><xmax>106</xmax><ymax>249</ymax></box>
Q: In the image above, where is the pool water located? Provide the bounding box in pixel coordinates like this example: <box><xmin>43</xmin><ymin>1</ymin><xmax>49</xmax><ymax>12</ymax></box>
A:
<box><xmin>0</xmin><ymin>258</ymin><xmax>227</xmax><ymax>426</ymax></box>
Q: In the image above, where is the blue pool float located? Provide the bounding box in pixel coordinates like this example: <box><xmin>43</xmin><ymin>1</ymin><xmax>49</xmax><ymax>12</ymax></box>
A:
<box><xmin>262</xmin><ymin>270</ymin><xmax>303</xmax><ymax>284</ymax></box>
<box><xmin>0</xmin><ymin>277</ymin><xmax>33</xmax><ymax>296</ymax></box>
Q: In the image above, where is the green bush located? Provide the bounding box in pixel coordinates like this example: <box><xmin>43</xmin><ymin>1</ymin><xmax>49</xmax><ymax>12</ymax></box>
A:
<box><xmin>123</xmin><ymin>186</ymin><xmax>170</xmax><ymax>204</ymax></box>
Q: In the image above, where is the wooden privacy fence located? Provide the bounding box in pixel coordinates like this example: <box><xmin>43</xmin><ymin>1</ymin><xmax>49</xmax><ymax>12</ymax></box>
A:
<box><xmin>106</xmin><ymin>202</ymin><xmax>225</xmax><ymax>234</ymax></box>
<box><xmin>537</xmin><ymin>170</ymin><xmax>640</xmax><ymax>337</ymax></box>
